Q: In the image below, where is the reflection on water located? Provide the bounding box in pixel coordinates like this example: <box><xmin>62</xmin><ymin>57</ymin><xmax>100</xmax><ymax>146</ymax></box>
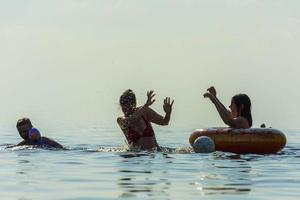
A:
<box><xmin>118</xmin><ymin>152</ymin><xmax>153</xmax><ymax>159</ymax></box>
<box><xmin>118</xmin><ymin>168</ymin><xmax>171</xmax><ymax>198</ymax></box>
<box><xmin>0</xmin><ymin>129</ymin><xmax>299</xmax><ymax>200</ymax></box>
<box><xmin>15</xmin><ymin>152</ymin><xmax>38</xmax><ymax>185</ymax></box>
<box><xmin>119</xmin><ymin>170</ymin><xmax>152</xmax><ymax>174</ymax></box>
<box><xmin>117</xmin><ymin>152</ymin><xmax>172</xmax><ymax>198</ymax></box>
<box><xmin>115</xmin><ymin>151</ymin><xmax>254</xmax><ymax>198</ymax></box>
<box><xmin>199</xmin><ymin>186</ymin><xmax>251</xmax><ymax>195</ymax></box>
<box><xmin>192</xmin><ymin>159</ymin><xmax>252</xmax><ymax>196</ymax></box>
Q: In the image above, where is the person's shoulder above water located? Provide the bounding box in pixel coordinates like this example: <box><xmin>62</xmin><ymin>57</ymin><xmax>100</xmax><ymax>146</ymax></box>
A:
<box><xmin>15</xmin><ymin>117</ymin><xmax>64</xmax><ymax>149</ymax></box>
<box><xmin>41</xmin><ymin>136</ymin><xmax>64</xmax><ymax>148</ymax></box>
<box><xmin>16</xmin><ymin>137</ymin><xmax>64</xmax><ymax>149</ymax></box>
<box><xmin>16</xmin><ymin>140</ymin><xmax>30</xmax><ymax>146</ymax></box>
<box><xmin>231</xmin><ymin>116</ymin><xmax>250</xmax><ymax>129</ymax></box>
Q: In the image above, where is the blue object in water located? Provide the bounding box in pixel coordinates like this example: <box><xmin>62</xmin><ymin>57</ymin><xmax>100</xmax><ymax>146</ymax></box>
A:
<box><xmin>193</xmin><ymin>136</ymin><xmax>215</xmax><ymax>153</ymax></box>
<box><xmin>28</xmin><ymin>128</ymin><xmax>42</xmax><ymax>145</ymax></box>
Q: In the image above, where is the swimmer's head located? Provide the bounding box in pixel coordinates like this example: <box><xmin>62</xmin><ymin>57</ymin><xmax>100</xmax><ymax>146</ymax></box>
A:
<box><xmin>120</xmin><ymin>89</ymin><xmax>136</xmax><ymax>116</ymax></box>
<box><xmin>28</xmin><ymin>128</ymin><xmax>41</xmax><ymax>143</ymax></box>
<box><xmin>230</xmin><ymin>94</ymin><xmax>252</xmax><ymax>127</ymax></box>
<box><xmin>16</xmin><ymin>118</ymin><xmax>33</xmax><ymax>140</ymax></box>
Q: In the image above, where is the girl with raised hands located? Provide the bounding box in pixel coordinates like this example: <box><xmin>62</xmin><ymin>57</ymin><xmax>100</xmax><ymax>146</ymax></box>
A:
<box><xmin>117</xmin><ymin>89</ymin><xmax>174</xmax><ymax>150</ymax></box>
<box><xmin>203</xmin><ymin>86</ymin><xmax>252</xmax><ymax>128</ymax></box>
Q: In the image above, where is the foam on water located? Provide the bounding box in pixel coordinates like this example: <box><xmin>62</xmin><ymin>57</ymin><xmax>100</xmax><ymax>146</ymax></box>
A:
<box><xmin>2</xmin><ymin>144</ymin><xmax>194</xmax><ymax>154</ymax></box>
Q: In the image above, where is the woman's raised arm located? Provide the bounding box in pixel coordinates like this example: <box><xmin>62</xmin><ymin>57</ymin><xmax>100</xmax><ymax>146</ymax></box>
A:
<box><xmin>204</xmin><ymin>87</ymin><xmax>235</xmax><ymax>127</ymax></box>
<box><xmin>117</xmin><ymin>91</ymin><xmax>156</xmax><ymax>129</ymax></box>
<box><xmin>147</xmin><ymin>97</ymin><xmax>174</xmax><ymax>126</ymax></box>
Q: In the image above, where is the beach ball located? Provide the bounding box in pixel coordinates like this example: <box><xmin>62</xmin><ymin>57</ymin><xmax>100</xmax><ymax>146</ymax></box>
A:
<box><xmin>193</xmin><ymin>136</ymin><xmax>215</xmax><ymax>153</ymax></box>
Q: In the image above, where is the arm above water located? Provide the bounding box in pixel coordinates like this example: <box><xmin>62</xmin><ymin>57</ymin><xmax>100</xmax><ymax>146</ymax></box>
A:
<box><xmin>204</xmin><ymin>87</ymin><xmax>238</xmax><ymax>128</ymax></box>
<box><xmin>204</xmin><ymin>87</ymin><xmax>249</xmax><ymax>128</ymax></box>
<box><xmin>206</xmin><ymin>94</ymin><xmax>235</xmax><ymax>126</ymax></box>
<box><xmin>16</xmin><ymin>140</ymin><xmax>29</xmax><ymax>146</ymax></box>
<box><xmin>42</xmin><ymin>137</ymin><xmax>64</xmax><ymax>148</ymax></box>
<box><xmin>117</xmin><ymin>105</ymin><xmax>149</xmax><ymax>129</ymax></box>
<box><xmin>117</xmin><ymin>91</ymin><xmax>156</xmax><ymax>129</ymax></box>
<box><xmin>147</xmin><ymin>97</ymin><xmax>174</xmax><ymax>126</ymax></box>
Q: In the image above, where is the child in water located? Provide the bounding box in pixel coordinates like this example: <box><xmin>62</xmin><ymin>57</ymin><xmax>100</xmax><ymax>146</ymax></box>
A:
<box><xmin>203</xmin><ymin>86</ymin><xmax>252</xmax><ymax>128</ymax></box>
<box><xmin>117</xmin><ymin>89</ymin><xmax>174</xmax><ymax>150</ymax></box>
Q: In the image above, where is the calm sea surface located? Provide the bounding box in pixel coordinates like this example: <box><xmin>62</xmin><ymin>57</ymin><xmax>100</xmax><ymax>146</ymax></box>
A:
<box><xmin>0</xmin><ymin>125</ymin><xmax>299</xmax><ymax>200</ymax></box>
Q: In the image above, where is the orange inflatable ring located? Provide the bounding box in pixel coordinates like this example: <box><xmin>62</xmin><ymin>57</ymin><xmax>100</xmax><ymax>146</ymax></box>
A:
<box><xmin>189</xmin><ymin>128</ymin><xmax>286</xmax><ymax>154</ymax></box>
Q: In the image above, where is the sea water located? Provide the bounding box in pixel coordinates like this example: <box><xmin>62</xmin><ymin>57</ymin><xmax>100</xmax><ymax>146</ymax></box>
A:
<box><xmin>0</xmin><ymin>125</ymin><xmax>299</xmax><ymax>200</ymax></box>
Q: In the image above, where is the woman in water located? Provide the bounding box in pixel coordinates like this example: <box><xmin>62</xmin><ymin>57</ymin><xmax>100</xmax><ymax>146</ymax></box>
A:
<box><xmin>117</xmin><ymin>89</ymin><xmax>174</xmax><ymax>150</ymax></box>
<box><xmin>203</xmin><ymin>86</ymin><xmax>252</xmax><ymax>128</ymax></box>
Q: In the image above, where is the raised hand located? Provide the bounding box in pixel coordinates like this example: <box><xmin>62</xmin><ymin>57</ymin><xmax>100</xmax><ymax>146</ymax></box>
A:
<box><xmin>204</xmin><ymin>86</ymin><xmax>217</xmax><ymax>99</ymax></box>
<box><xmin>145</xmin><ymin>90</ymin><xmax>156</xmax><ymax>107</ymax></box>
<box><xmin>163</xmin><ymin>97</ymin><xmax>174</xmax><ymax>114</ymax></box>
<box><xmin>203</xmin><ymin>92</ymin><xmax>213</xmax><ymax>99</ymax></box>
<box><xmin>207</xmin><ymin>86</ymin><xmax>216</xmax><ymax>97</ymax></box>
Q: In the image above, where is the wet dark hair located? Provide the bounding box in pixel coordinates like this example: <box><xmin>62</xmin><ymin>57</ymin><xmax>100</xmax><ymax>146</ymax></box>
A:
<box><xmin>120</xmin><ymin>89</ymin><xmax>136</xmax><ymax>115</ymax></box>
<box><xmin>16</xmin><ymin>118</ymin><xmax>33</xmax><ymax>140</ymax></box>
<box><xmin>232</xmin><ymin>94</ymin><xmax>252</xmax><ymax>127</ymax></box>
<box><xmin>16</xmin><ymin>118</ymin><xmax>33</xmax><ymax>128</ymax></box>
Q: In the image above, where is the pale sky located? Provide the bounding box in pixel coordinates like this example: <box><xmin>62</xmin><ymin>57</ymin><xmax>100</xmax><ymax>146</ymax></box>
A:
<box><xmin>0</xmin><ymin>0</ymin><xmax>299</xmax><ymax>130</ymax></box>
